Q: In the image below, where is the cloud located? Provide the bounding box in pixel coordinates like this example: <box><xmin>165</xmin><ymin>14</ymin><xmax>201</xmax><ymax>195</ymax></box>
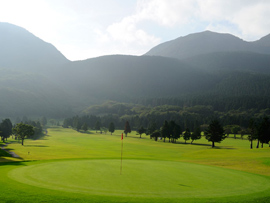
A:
<box><xmin>136</xmin><ymin>0</ymin><xmax>198</xmax><ymax>26</ymax></box>
<box><xmin>197</xmin><ymin>0</ymin><xmax>270</xmax><ymax>40</ymax></box>
<box><xmin>106</xmin><ymin>16</ymin><xmax>160</xmax><ymax>46</ymax></box>
<box><xmin>84</xmin><ymin>0</ymin><xmax>270</xmax><ymax>58</ymax></box>
<box><xmin>120</xmin><ymin>0</ymin><xmax>270</xmax><ymax>40</ymax></box>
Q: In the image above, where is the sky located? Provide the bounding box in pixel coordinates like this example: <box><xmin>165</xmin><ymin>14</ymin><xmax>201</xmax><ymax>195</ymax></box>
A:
<box><xmin>0</xmin><ymin>0</ymin><xmax>270</xmax><ymax>61</ymax></box>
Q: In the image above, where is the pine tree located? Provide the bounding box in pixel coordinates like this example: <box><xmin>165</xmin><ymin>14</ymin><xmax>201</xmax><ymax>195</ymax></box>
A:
<box><xmin>109</xmin><ymin>122</ymin><xmax>115</xmax><ymax>135</ymax></box>
<box><xmin>183</xmin><ymin>128</ymin><xmax>191</xmax><ymax>144</ymax></box>
<box><xmin>124</xmin><ymin>121</ymin><xmax>131</xmax><ymax>137</ymax></box>
<box><xmin>137</xmin><ymin>126</ymin><xmax>146</xmax><ymax>138</ymax></box>
<box><xmin>82</xmin><ymin>123</ymin><xmax>88</xmax><ymax>132</ymax></box>
<box><xmin>204</xmin><ymin>119</ymin><xmax>225</xmax><ymax>148</ymax></box>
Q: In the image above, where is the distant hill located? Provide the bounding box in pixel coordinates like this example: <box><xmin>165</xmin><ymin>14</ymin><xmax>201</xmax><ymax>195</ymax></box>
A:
<box><xmin>253</xmin><ymin>33</ymin><xmax>270</xmax><ymax>47</ymax></box>
<box><xmin>183</xmin><ymin>51</ymin><xmax>270</xmax><ymax>73</ymax></box>
<box><xmin>145</xmin><ymin>31</ymin><xmax>270</xmax><ymax>59</ymax></box>
<box><xmin>0</xmin><ymin>22</ymin><xmax>69</xmax><ymax>72</ymax></box>
<box><xmin>0</xmin><ymin>68</ymin><xmax>74</xmax><ymax>118</ymax></box>
<box><xmin>56</xmin><ymin>55</ymin><xmax>216</xmax><ymax>100</ymax></box>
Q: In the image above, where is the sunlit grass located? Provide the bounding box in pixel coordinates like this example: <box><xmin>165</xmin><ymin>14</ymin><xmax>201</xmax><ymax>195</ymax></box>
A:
<box><xmin>0</xmin><ymin>127</ymin><xmax>269</xmax><ymax>202</ymax></box>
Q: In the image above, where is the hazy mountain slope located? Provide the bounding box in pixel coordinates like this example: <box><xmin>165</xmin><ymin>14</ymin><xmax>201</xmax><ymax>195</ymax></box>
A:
<box><xmin>0</xmin><ymin>69</ymin><xmax>74</xmax><ymax>118</ymax></box>
<box><xmin>145</xmin><ymin>31</ymin><xmax>270</xmax><ymax>59</ymax></box>
<box><xmin>209</xmin><ymin>71</ymin><xmax>270</xmax><ymax>96</ymax></box>
<box><xmin>56</xmin><ymin>55</ymin><xmax>217</xmax><ymax>101</ymax></box>
<box><xmin>253</xmin><ymin>33</ymin><xmax>270</xmax><ymax>47</ymax></box>
<box><xmin>0</xmin><ymin>22</ymin><xmax>69</xmax><ymax>72</ymax></box>
<box><xmin>183</xmin><ymin>51</ymin><xmax>270</xmax><ymax>73</ymax></box>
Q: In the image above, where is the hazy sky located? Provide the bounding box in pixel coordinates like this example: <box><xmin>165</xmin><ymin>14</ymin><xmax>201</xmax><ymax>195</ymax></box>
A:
<box><xmin>1</xmin><ymin>0</ymin><xmax>270</xmax><ymax>61</ymax></box>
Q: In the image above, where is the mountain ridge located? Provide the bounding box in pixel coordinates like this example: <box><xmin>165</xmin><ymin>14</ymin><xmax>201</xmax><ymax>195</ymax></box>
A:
<box><xmin>145</xmin><ymin>30</ymin><xmax>270</xmax><ymax>59</ymax></box>
<box><xmin>0</xmin><ymin>22</ymin><xmax>69</xmax><ymax>72</ymax></box>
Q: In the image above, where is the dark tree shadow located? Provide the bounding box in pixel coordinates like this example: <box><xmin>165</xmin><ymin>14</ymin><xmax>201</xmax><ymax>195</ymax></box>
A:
<box><xmin>178</xmin><ymin>184</ymin><xmax>191</xmax><ymax>187</ymax></box>
<box><xmin>23</xmin><ymin>145</ymin><xmax>49</xmax><ymax>147</ymax></box>
<box><xmin>214</xmin><ymin>146</ymin><xmax>236</xmax><ymax>150</ymax></box>
<box><xmin>173</xmin><ymin>142</ymin><xmax>212</xmax><ymax>147</ymax></box>
<box><xmin>83</xmin><ymin>131</ymin><xmax>94</xmax><ymax>135</ymax></box>
<box><xmin>0</xmin><ymin>158</ymin><xmax>25</xmax><ymax>164</ymax></box>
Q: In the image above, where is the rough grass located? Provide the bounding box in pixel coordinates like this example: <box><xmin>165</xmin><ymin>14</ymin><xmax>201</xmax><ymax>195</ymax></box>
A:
<box><xmin>0</xmin><ymin>127</ymin><xmax>270</xmax><ymax>203</ymax></box>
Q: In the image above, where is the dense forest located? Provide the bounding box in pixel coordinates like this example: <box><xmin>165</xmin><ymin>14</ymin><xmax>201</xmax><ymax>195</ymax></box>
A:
<box><xmin>64</xmin><ymin>99</ymin><xmax>270</xmax><ymax>132</ymax></box>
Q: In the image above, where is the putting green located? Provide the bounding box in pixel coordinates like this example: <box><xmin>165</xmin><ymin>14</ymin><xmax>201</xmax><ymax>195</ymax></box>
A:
<box><xmin>8</xmin><ymin>159</ymin><xmax>270</xmax><ymax>198</ymax></box>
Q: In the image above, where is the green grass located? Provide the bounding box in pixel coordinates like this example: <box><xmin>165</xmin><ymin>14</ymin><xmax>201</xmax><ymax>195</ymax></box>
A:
<box><xmin>0</xmin><ymin>127</ymin><xmax>270</xmax><ymax>202</ymax></box>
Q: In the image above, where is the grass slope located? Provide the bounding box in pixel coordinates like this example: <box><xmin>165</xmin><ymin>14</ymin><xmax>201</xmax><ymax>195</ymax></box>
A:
<box><xmin>0</xmin><ymin>127</ymin><xmax>270</xmax><ymax>203</ymax></box>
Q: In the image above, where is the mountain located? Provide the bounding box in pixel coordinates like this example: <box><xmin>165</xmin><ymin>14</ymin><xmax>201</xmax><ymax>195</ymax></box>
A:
<box><xmin>253</xmin><ymin>33</ymin><xmax>270</xmax><ymax>47</ymax></box>
<box><xmin>0</xmin><ymin>22</ymin><xmax>72</xmax><ymax>118</ymax></box>
<box><xmin>0</xmin><ymin>68</ymin><xmax>74</xmax><ymax>118</ymax></box>
<box><xmin>0</xmin><ymin>22</ymin><xmax>69</xmax><ymax>72</ymax></box>
<box><xmin>145</xmin><ymin>31</ymin><xmax>270</xmax><ymax>59</ymax></box>
<box><xmin>56</xmin><ymin>55</ymin><xmax>216</xmax><ymax>101</ymax></box>
<box><xmin>183</xmin><ymin>51</ymin><xmax>270</xmax><ymax>73</ymax></box>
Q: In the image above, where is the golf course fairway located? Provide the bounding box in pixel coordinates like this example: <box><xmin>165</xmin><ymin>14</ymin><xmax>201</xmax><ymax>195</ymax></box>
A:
<box><xmin>1</xmin><ymin>127</ymin><xmax>270</xmax><ymax>202</ymax></box>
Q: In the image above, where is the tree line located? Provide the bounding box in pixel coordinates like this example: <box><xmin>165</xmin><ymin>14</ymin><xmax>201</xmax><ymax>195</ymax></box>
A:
<box><xmin>63</xmin><ymin>114</ymin><xmax>270</xmax><ymax>148</ymax></box>
<box><xmin>0</xmin><ymin>117</ymin><xmax>46</xmax><ymax>146</ymax></box>
<box><xmin>81</xmin><ymin>101</ymin><xmax>270</xmax><ymax>132</ymax></box>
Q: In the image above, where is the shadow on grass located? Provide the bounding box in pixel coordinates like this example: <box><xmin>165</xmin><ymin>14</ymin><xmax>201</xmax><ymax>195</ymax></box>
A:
<box><xmin>23</xmin><ymin>145</ymin><xmax>49</xmax><ymax>147</ymax></box>
<box><xmin>83</xmin><ymin>131</ymin><xmax>95</xmax><ymax>135</ymax></box>
<box><xmin>32</xmin><ymin>133</ymin><xmax>50</xmax><ymax>140</ymax></box>
<box><xmin>214</xmin><ymin>146</ymin><xmax>236</xmax><ymax>150</ymax></box>
<box><xmin>174</xmin><ymin>142</ymin><xmax>212</xmax><ymax>147</ymax></box>
<box><xmin>128</xmin><ymin>136</ymin><xmax>147</xmax><ymax>139</ymax></box>
<box><xmin>0</xmin><ymin>160</ymin><xmax>26</xmax><ymax>166</ymax></box>
<box><xmin>178</xmin><ymin>184</ymin><xmax>191</xmax><ymax>187</ymax></box>
<box><xmin>0</xmin><ymin>149</ymin><xmax>12</xmax><ymax>157</ymax></box>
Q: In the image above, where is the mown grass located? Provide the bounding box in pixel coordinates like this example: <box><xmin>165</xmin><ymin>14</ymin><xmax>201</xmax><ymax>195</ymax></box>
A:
<box><xmin>0</xmin><ymin>127</ymin><xmax>270</xmax><ymax>203</ymax></box>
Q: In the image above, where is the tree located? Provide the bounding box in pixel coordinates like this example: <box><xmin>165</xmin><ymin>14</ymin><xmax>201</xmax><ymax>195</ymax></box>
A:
<box><xmin>151</xmin><ymin>130</ymin><xmax>161</xmax><ymax>141</ymax></box>
<box><xmin>13</xmin><ymin>123</ymin><xmax>34</xmax><ymax>145</ymax></box>
<box><xmin>256</xmin><ymin>117</ymin><xmax>270</xmax><ymax>148</ymax></box>
<box><xmin>161</xmin><ymin>120</ymin><xmax>169</xmax><ymax>142</ymax></box>
<box><xmin>124</xmin><ymin>121</ymin><xmax>131</xmax><ymax>137</ymax></box>
<box><xmin>168</xmin><ymin>120</ymin><xmax>176</xmax><ymax>142</ymax></box>
<box><xmin>191</xmin><ymin>126</ymin><xmax>201</xmax><ymax>144</ymax></box>
<box><xmin>109</xmin><ymin>122</ymin><xmax>115</xmax><ymax>135</ymax></box>
<box><xmin>95</xmin><ymin>121</ymin><xmax>101</xmax><ymax>133</ymax></box>
<box><xmin>204</xmin><ymin>119</ymin><xmax>225</xmax><ymax>148</ymax></box>
<box><xmin>0</xmin><ymin>119</ymin><xmax>13</xmax><ymax>142</ymax></box>
<box><xmin>183</xmin><ymin>128</ymin><xmax>191</xmax><ymax>144</ymax></box>
<box><xmin>76</xmin><ymin>121</ymin><xmax>82</xmax><ymax>131</ymax></box>
<box><xmin>231</xmin><ymin>125</ymin><xmax>241</xmax><ymax>139</ymax></box>
<box><xmin>224</xmin><ymin>126</ymin><xmax>231</xmax><ymax>137</ymax></box>
<box><xmin>248</xmin><ymin>118</ymin><xmax>256</xmax><ymax>149</ymax></box>
<box><xmin>82</xmin><ymin>123</ymin><xmax>88</xmax><ymax>132</ymax></box>
<box><xmin>147</xmin><ymin>121</ymin><xmax>157</xmax><ymax>139</ymax></box>
<box><xmin>239</xmin><ymin>129</ymin><xmax>246</xmax><ymax>139</ymax></box>
<box><xmin>171</xmin><ymin>123</ymin><xmax>182</xmax><ymax>143</ymax></box>
<box><xmin>137</xmin><ymin>126</ymin><xmax>146</xmax><ymax>138</ymax></box>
